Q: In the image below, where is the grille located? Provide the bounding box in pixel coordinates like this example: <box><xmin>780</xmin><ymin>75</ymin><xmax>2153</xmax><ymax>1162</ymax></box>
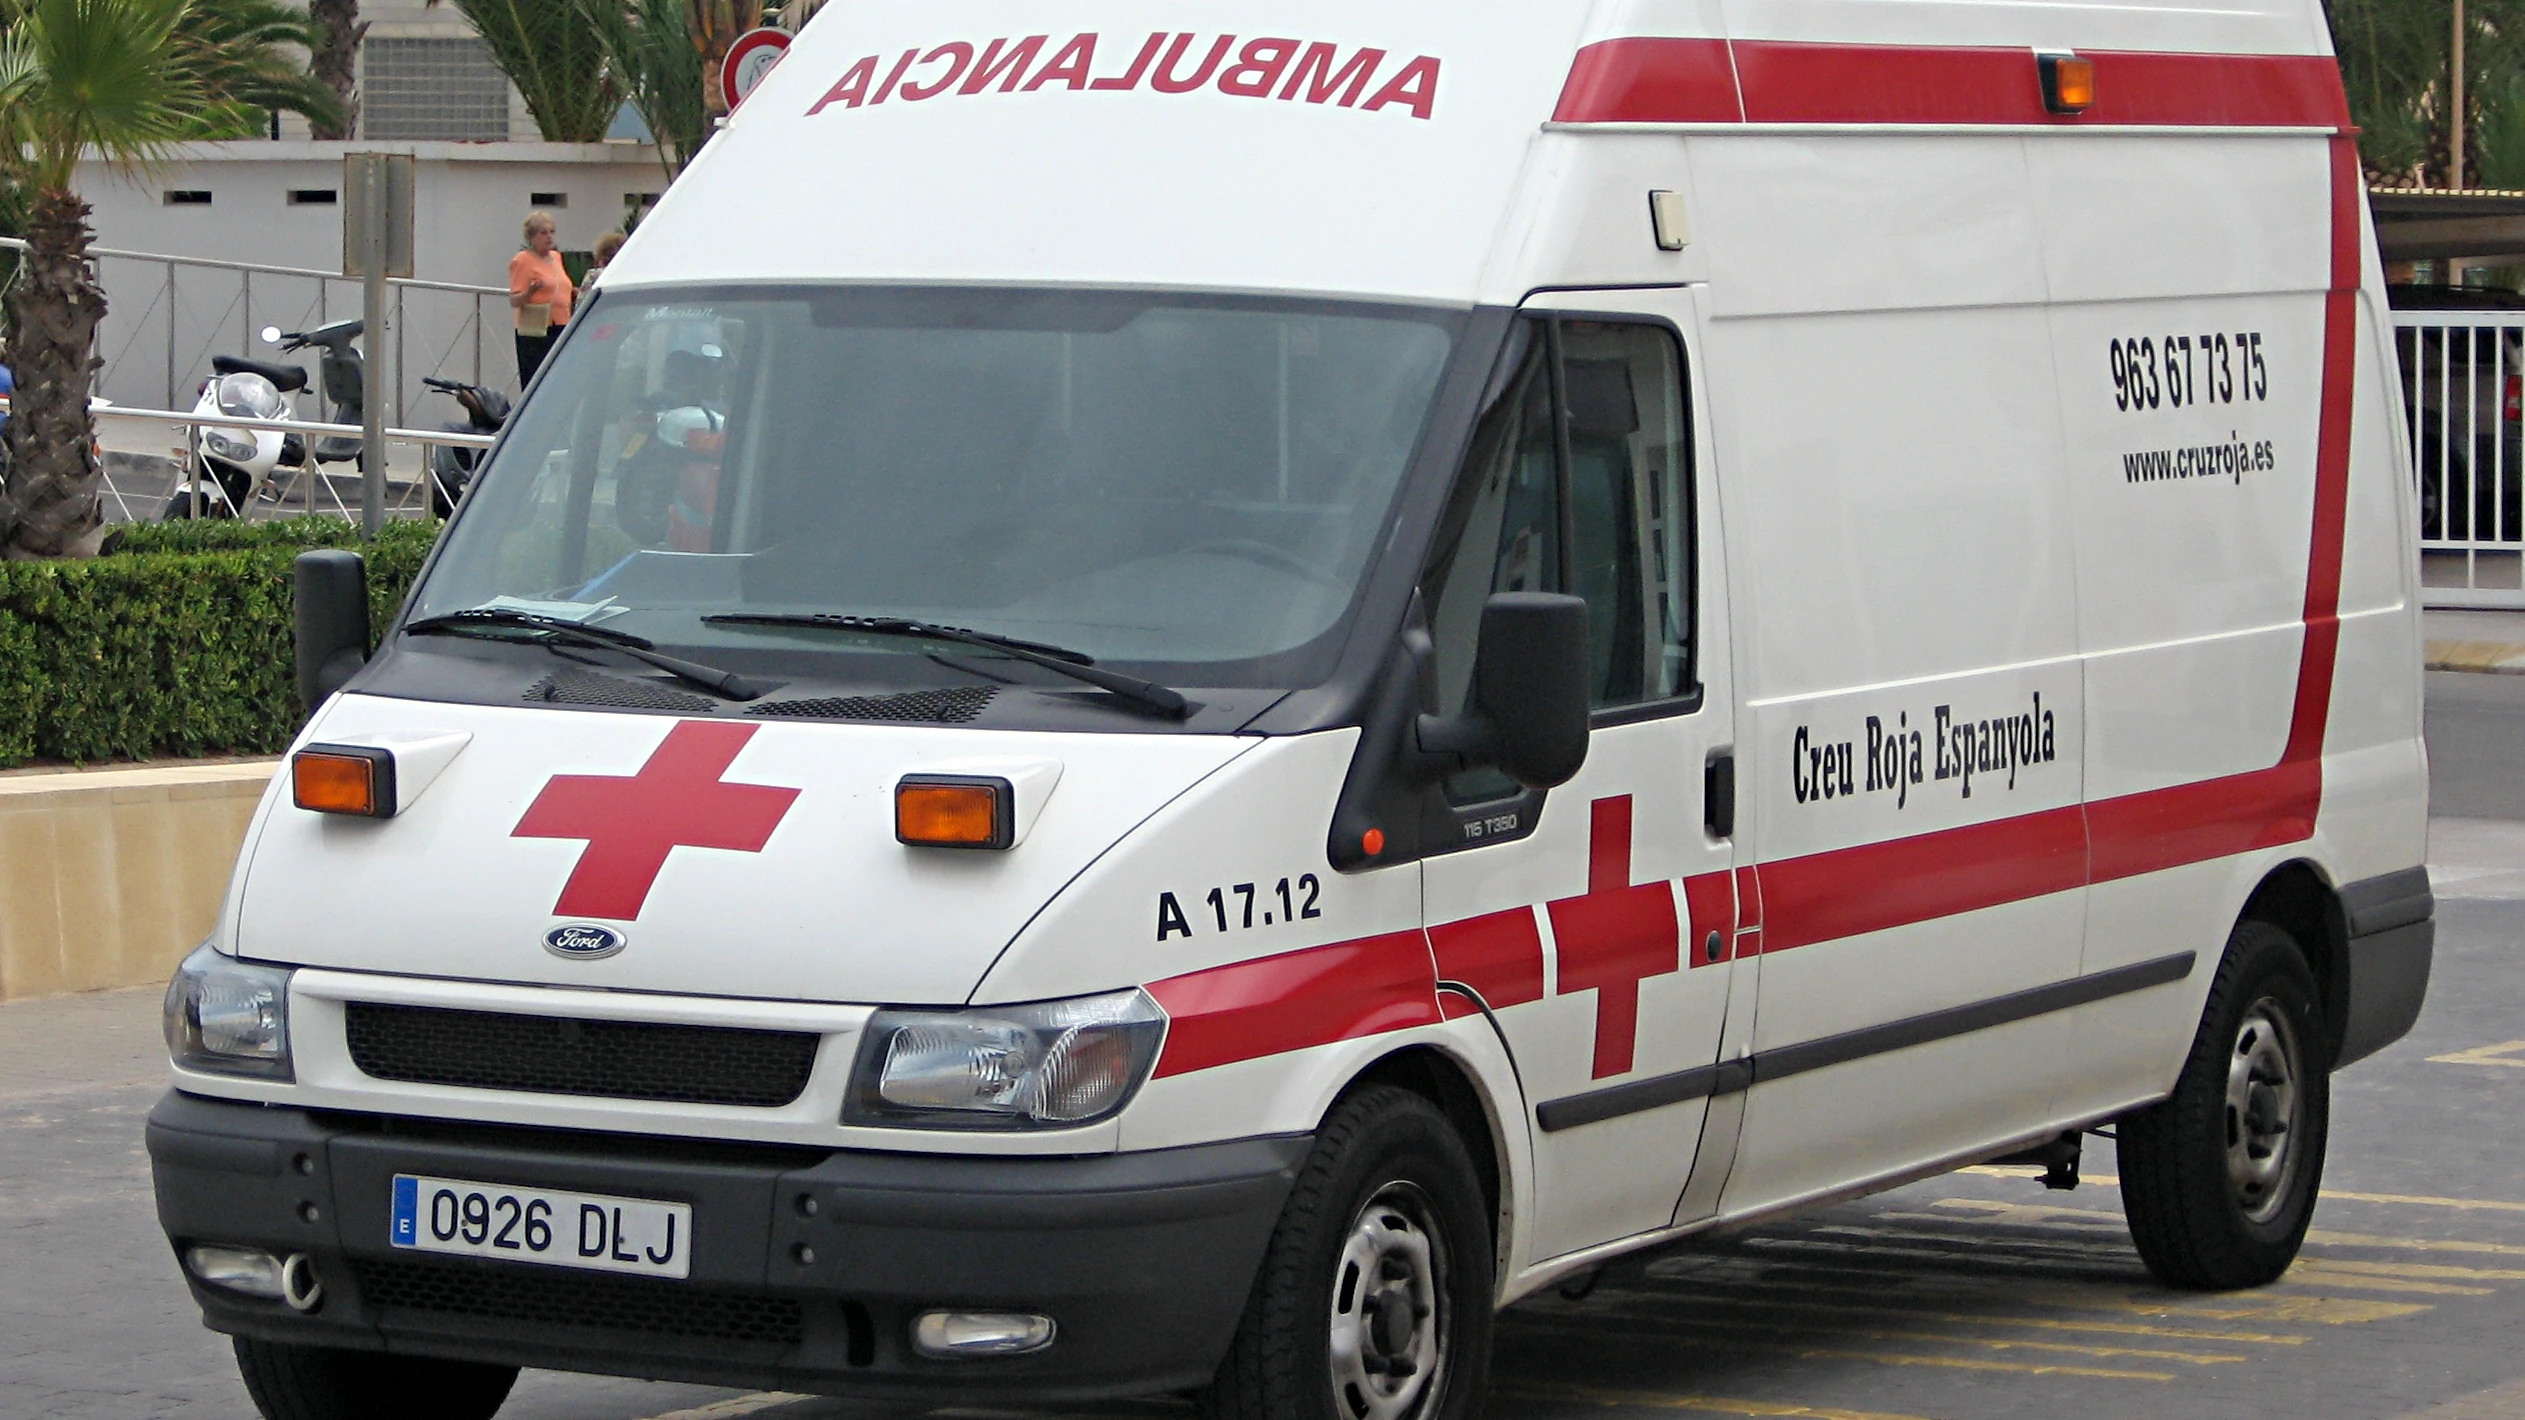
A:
<box><xmin>362</xmin><ymin>37</ymin><xmax>511</xmax><ymax>142</ymax></box>
<box><xmin>525</xmin><ymin>667</ymin><xmax>716</xmax><ymax>713</ymax></box>
<box><xmin>344</xmin><ymin>1003</ymin><xmax>820</xmax><ymax>1108</ymax></box>
<box><xmin>748</xmin><ymin>685</ymin><xmax>995</xmax><ymax>723</ymax></box>
<box><xmin>354</xmin><ymin>1258</ymin><xmax>804</xmax><ymax>1347</ymax></box>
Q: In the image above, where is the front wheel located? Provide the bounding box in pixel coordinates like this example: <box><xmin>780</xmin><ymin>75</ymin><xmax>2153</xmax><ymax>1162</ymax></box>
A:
<box><xmin>232</xmin><ymin>1337</ymin><xmax>516</xmax><ymax>1420</ymax></box>
<box><xmin>2117</xmin><ymin>919</ymin><xmax>2329</xmax><ymax>1289</ymax></box>
<box><xmin>1199</xmin><ymin>1085</ymin><xmax>1494</xmax><ymax>1420</ymax></box>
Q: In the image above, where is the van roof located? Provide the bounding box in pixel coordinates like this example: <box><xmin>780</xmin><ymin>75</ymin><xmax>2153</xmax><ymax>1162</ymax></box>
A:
<box><xmin>603</xmin><ymin>0</ymin><xmax>2345</xmax><ymax>308</ymax></box>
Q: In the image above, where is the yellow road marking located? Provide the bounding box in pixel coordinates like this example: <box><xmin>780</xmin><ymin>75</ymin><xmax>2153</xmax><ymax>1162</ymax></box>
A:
<box><xmin>1642</xmin><ymin>1256</ymin><xmax>2432</xmax><ymax>1325</ymax></box>
<box><xmin>2296</xmin><ymin>1257</ymin><xmax>2525</xmax><ymax>1282</ymax></box>
<box><xmin>2280</xmin><ymin>1265</ymin><xmax>2494</xmax><ymax>1297</ymax></box>
<box><xmin>2309</xmin><ymin>1229</ymin><xmax>2525</xmax><ymax>1257</ymax></box>
<box><xmin>1498</xmin><ymin>1382</ymin><xmax>1940</xmax><ymax>1419</ymax></box>
<box><xmin>1588</xmin><ymin>1305</ymin><xmax>2246</xmax><ymax>1365</ymax></box>
<box><xmin>1512</xmin><ymin>1315</ymin><xmax>2174</xmax><ymax>1381</ymax></box>
<box><xmin>635</xmin><ymin>1396</ymin><xmax>806</xmax><ymax>1420</ymax></box>
<box><xmin>1957</xmin><ymin>1169</ymin><xmax>2525</xmax><ymax>1214</ymax></box>
<box><xmin>1627</xmin><ymin>1287</ymin><xmax>2307</xmax><ymax>1345</ymax></box>
<box><xmin>2427</xmin><ymin>1040</ymin><xmax>2525</xmax><ymax>1068</ymax></box>
<box><xmin>1923</xmin><ymin>1199</ymin><xmax>2525</xmax><ymax>1260</ymax></box>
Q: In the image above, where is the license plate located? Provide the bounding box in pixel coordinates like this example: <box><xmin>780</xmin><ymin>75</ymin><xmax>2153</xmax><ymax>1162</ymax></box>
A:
<box><xmin>390</xmin><ymin>1175</ymin><xmax>691</xmax><ymax>1280</ymax></box>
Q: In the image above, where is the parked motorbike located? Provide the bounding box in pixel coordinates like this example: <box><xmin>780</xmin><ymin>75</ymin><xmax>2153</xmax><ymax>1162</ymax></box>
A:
<box><xmin>161</xmin><ymin>319</ymin><xmax>367</xmax><ymax>520</ymax></box>
<box><xmin>423</xmin><ymin>376</ymin><xmax>510</xmax><ymax>518</ymax></box>
<box><xmin>162</xmin><ymin>352</ymin><xmax>304</xmax><ymax>519</ymax></box>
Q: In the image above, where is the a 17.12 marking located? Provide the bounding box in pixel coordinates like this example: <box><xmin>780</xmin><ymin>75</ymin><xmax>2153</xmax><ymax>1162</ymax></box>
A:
<box><xmin>1158</xmin><ymin>875</ymin><xmax>1322</xmax><ymax>940</ymax></box>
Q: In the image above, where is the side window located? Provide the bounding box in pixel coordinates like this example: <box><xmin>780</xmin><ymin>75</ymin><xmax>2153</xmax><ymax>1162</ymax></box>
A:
<box><xmin>1424</xmin><ymin>317</ymin><xmax>1695</xmax><ymax>795</ymax></box>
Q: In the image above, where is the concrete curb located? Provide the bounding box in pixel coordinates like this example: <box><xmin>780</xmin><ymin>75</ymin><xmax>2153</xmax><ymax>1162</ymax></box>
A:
<box><xmin>2427</xmin><ymin>639</ymin><xmax>2525</xmax><ymax>674</ymax></box>
<box><xmin>0</xmin><ymin>760</ymin><xmax>277</xmax><ymax>1003</ymax></box>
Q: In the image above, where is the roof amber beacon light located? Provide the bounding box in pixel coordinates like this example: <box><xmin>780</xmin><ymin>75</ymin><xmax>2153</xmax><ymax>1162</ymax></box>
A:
<box><xmin>293</xmin><ymin>745</ymin><xmax>394</xmax><ymax>817</ymax></box>
<box><xmin>2040</xmin><ymin>53</ymin><xmax>2095</xmax><ymax>115</ymax></box>
<box><xmin>897</xmin><ymin>776</ymin><xmax>1015</xmax><ymax>850</ymax></box>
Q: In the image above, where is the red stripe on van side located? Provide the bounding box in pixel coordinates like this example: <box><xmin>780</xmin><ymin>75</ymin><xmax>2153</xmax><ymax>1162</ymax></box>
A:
<box><xmin>1147</xmin><ymin>930</ymin><xmax>1442</xmax><ymax>1079</ymax></box>
<box><xmin>1761</xmin><ymin>806</ymin><xmax>2089</xmax><ymax>953</ymax></box>
<box><xmin>1553</xmin><ymin>37</ymin><xmax>1740</xmax><ymax>123</ymax></box>
<box><xmin>1554</xmin><ymin>39</ymin><xmax>2350</xmax><ymax>129</ymax></box>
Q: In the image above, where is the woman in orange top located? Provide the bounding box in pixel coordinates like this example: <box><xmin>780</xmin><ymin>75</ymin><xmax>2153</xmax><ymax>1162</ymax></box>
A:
<box><xmin>508</xmin><ymin>212</ymin><xmax>575</xmax><ymax>387</ymax></box>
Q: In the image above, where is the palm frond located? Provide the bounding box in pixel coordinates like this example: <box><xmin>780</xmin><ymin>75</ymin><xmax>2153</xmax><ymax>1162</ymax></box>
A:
<box><xmin>438</xmin><ymin>0</ymin><xmax>619</xmax><ymax>142</ymax></box>
<box><xmin>580</xmin><ymin>0</ymin><xmax>706</xmax><ymax>174</ymax></box>
<box><xmin>1</xmin><ymin>0</ymin><xmax>205</xmax><ymax>191</ymax></box>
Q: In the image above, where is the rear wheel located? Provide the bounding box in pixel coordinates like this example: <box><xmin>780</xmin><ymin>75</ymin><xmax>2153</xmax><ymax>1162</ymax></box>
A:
<box><xmin>232</xmin><ymin>1337</ymin><xmax>516</xmax><ymax>1420</ymax></box>
<box><xmin>1199</xmin><ymin>1085</ymin><xmax>1493</xmax><ymax>1420</ymax></box>
<box><xmin>2117</xmin><ymin>919</ymin><xmax>2329</xmax><ymax>1289</ymax></box>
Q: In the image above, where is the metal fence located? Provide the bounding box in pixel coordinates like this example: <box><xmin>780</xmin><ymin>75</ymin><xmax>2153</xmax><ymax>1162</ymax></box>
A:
<box><xmin>0</xmin><ymin>236</ymin><xmax>509</xmax><ymax>427</ymax></box>
<box><xmin>1</xmin><ymin>236</ymin><xmax>510</xmax><ymax>526</ymax></box>
<box><xmin>2395</xmin><ymin>309</ymin><xmax>2525</xmax><ymax>608</ymax></box>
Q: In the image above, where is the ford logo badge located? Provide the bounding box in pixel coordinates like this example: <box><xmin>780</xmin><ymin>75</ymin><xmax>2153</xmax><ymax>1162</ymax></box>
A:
<box><xmin>544</xmin><ymin>924</ymin><xmax>625</xmax><ymax>960</ymax></box>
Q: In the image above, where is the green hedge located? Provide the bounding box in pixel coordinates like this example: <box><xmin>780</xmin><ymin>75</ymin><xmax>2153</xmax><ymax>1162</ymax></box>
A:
<box><xmin>0</xmin><ymin>518</ymin><xmax>441</xmax><ymax>768</ymax></box>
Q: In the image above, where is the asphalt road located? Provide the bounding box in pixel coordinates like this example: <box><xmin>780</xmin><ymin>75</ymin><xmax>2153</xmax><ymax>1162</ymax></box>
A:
<box><xmin>7</xmin><ymin>670</ymin><xmax>2524</xmax><ymax>1420</ymax></box>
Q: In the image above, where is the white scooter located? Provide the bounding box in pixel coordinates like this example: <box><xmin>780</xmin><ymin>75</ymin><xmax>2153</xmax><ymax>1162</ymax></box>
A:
<box><xmin>162</xmin><ymin>342</ymin><xmax>310</xmax><ymax>520</ymax></box>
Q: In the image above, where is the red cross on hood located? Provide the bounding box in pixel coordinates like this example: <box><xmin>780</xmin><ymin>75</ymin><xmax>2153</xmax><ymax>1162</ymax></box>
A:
<box><xmin>512</xmin><ymin>721</ymin><xmax>801</xmax><ymax>920</ymax></box>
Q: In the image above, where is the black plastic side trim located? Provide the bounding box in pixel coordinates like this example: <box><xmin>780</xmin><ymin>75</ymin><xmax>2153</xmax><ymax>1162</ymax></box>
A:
<box><xmin>1530</xmin><ymin>952</ymin><xmax>2197</xmax><ymax>1131</ymax></box>
<box><xmin>1536</xmin><ymin>1059</ymin><xmax>1752</xmax><ymax>1133</ymax></box>
<box><xmin>1756</xmin><ymin>952</ymin><xmax>2196</xmax><ymax>1085</ymax></box>
<box><xmin>2342</xmin><ymin>866</ymin><xmax>2434</xmax><ymax>938</ymax></box>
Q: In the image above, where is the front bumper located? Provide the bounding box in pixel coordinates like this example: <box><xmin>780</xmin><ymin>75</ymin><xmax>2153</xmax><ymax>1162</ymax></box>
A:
<box><xmin>147</xmin><ymin>1092</ymin><xmax>1305</xmax><ymax>1401</ymax></box>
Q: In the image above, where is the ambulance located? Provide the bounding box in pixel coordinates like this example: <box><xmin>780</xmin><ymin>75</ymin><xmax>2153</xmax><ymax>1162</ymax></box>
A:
<box><xmin>148</xmin><ymin>1</ymin><xmax>2434</xmax><ymax>1416</ymax></box>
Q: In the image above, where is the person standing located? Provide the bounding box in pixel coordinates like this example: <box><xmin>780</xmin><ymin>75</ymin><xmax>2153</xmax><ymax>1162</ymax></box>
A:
<box><xmin>509</xmin><ymin>212</ymin><xmax>575</xmax><ymax>387</ymax></box>
<box><xmin>584</xmin><ymin>230</ymin><xmax>626</xmax><ymax>292</ymax></box>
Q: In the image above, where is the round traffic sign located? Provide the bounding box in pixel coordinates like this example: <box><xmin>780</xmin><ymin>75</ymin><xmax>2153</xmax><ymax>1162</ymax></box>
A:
<box><xmin>720</xmin><ymin>28</ymin><xmax>792</xmax><ymax>112</ymax></box>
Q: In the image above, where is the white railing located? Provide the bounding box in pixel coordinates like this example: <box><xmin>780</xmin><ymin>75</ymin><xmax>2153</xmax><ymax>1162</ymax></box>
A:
<box><xmin>2394</xmin><ymin>308</ymin><xmax>2525</xmax><ymax>608</ymax></box>
<box><xmin>77</xmin><ymin>402</ymin><xmax>498</xmax><ymax>525</ymax></box>
<box><xmin>0</xmin><ymin>236</ymin><xmax>510</xmax><ymax>425</ymax></box>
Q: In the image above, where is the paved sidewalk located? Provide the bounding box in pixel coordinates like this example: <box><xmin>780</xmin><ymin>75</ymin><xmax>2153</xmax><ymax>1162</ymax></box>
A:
<box><xmin>2426</xmin><ymin>608</ymin><xmax>2525</xmax><ymax>673</ymax></box>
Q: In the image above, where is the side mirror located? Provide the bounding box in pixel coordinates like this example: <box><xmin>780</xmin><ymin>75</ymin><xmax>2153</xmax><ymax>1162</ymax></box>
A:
<box><xmin>295</xmin><ymin>549</ymin><xmax>371</xmax><ymax>714</ymax></box>
<box><xmin>1416</xmin><ymin>592</ymin><xmax>1591</xmax><ymax>789</ymax></box>
<box><xmin>260</xmin><ymin>325</ymin><xmax>283</xmax><ymax>346</ymax></box>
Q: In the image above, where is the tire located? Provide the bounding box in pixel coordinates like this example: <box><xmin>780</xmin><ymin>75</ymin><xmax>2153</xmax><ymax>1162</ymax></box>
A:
<box><xmin>2117</xmin><ymin>919</ymin><xmax>2330</xmax><ymax>1290</ymax></box>
<box><xmin>1199</xmin><ymin>1085</ymin><xmax>1494</xmax><ymax>1420</ymax></box>
<box><xmin>232</xmin><ymin>1337</ymin><xmax>517</xmax><ymax>1420</ymax></box>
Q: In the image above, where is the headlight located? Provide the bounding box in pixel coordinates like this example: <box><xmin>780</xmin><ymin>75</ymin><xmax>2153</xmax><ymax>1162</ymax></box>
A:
<box><xmin>204</xmin><ymin>431</ymin><xmax>258</xmax><ymax>462</ymax></box>
<box><xmin>846</xmin><ymin>989</ymin><xmax>1165</xmax><ymax>1130</ymax></box>
<box><xmin>164</xmin><ymin>944</ymin><xmax>295</xmax><ymax>1080</ymax></box>
<box><xmin>215</xmin><ymin>372</ymin><xmax>285</xmax><ymax>420</ymax></box>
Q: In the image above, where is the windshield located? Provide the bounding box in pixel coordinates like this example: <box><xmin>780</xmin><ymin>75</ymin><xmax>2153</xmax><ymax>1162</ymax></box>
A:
<box><xmin>413</xmin><ymin>286</ymin><xmax>1462</xmax><ymax>688</ymax></box>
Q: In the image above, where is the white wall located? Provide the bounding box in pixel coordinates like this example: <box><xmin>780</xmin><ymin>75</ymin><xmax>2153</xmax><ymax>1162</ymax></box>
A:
<box><xmin>74</xmin><ymin>141</ymin><xmax>668</xmax><ymax>414</ymax></box>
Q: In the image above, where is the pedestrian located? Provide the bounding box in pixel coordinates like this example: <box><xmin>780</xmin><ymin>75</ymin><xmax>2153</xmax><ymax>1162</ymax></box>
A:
<box><xmin>509</xmin><ymin>211</ymin><xmax>574</xmax><ymax>387</ymax></box>
<box><xmin>584</xmin><ymin>230</ymin><xmax>626</xmax><ymax>291</ymax></box>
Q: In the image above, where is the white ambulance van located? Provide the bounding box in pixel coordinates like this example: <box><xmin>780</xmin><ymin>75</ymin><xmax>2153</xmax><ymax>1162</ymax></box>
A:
<box><xmin>149</xmin><ymin>2</ymin><xmax>2433</xmax><ymax>1416</ymax></box>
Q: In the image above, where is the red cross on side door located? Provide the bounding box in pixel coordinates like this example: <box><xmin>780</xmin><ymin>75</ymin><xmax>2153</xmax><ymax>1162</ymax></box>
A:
<box><xmin>1417</xmin><ymin>295</ymin><xmax>1748</xmax><ymax>1266</ymax></box>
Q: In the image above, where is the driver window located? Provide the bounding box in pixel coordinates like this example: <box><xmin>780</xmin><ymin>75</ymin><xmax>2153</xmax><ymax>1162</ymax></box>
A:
<box><xmin>1423</xmin><ymin>316</ymin><xmax>1695</xmax><ymax>799</ymax></box>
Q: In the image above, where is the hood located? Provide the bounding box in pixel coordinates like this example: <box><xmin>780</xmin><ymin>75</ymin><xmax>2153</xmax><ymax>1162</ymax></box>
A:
<box><xmin>234</xmin><ymin>694</ymin><xmax>1255</xmax><ymax>1003</ymax></box>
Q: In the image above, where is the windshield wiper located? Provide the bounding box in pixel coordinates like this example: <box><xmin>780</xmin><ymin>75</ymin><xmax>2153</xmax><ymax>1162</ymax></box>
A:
<box><xmin>405</xmin><ymin>608</ymin><xmax>769</xmax><ymax>701</ymax></box>
<box><xmin>703</xmin><ymin>612</ymin><xmax>1191</xmax><ymax>720</ymax></box>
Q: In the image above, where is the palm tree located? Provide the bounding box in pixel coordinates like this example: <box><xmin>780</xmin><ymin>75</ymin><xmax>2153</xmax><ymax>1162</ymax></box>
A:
<box><xmin>306</xmin><ymin>0</ymin><xmax>361</xmax><ymax>139</ymax></box>
<box><xmin>0</xmin><ymin>0</ymin><xmax>344</xmax><ymax>559</ymax></box>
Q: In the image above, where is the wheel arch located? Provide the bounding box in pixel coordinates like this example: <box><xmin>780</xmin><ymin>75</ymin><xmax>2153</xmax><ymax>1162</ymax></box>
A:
<box><xmin>1336</xmin><ymin>1044</ymin><xmax>1509</xmax><ymax>1249</ymax></box>
<box><xmin>2238</xmin><ymin>858</ymin><xmax>2350</xmax><ymax>1065</ymax></box>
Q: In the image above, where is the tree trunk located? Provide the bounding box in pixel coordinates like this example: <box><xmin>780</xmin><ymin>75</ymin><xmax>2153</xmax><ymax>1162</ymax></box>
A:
<box><xmin>0</xmin><ymin>190</ymin><xmax>108</xmax><ymax>560</ymax></box>
<box><xmin>309</xmin><ymin>0</ymin><xmax>366</xmax><ymax>140</ymax></box>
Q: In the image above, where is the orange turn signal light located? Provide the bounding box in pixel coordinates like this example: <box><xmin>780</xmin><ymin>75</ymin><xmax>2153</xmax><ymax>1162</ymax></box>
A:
<box><xmin>293</xmin><ymin>745</ymin><xmax>395</xmax><ymax>817</ymax></box>
<box><xmin>2040</xmin><ymin>53</ymin><xmax>2094</xmax><ymax>114</ymax></box>
<box><xmin>896</xmin><ymin>776</ymin><xmax>1014</xmax><ymax>850</ymax></box>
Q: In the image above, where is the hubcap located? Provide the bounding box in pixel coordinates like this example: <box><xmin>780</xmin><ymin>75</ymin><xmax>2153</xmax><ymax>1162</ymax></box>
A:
<box><xmin>1327</xmin><ymin>1181</ymin><xmax>1448</xmax><ymax>1420</ymax></box>
<box><xmin>2224</xmin><ymin>999</ymin><xmax>2302</xmax><ymax>1223</ymax></box>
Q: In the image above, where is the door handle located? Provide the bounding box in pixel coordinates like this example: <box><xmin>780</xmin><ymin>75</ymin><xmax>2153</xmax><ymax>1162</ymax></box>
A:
<box><xmin>1704</xmin><ymin>751</ymin><xmax>1735</xmax><ymax>839</ymax></box>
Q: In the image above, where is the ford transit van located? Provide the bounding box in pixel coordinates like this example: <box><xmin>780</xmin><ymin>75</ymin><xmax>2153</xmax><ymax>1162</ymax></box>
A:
<box><xmin>149</xmin><ymin>3</ymin><xmax>2432</xmax><ymax>1417</ymax></box>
